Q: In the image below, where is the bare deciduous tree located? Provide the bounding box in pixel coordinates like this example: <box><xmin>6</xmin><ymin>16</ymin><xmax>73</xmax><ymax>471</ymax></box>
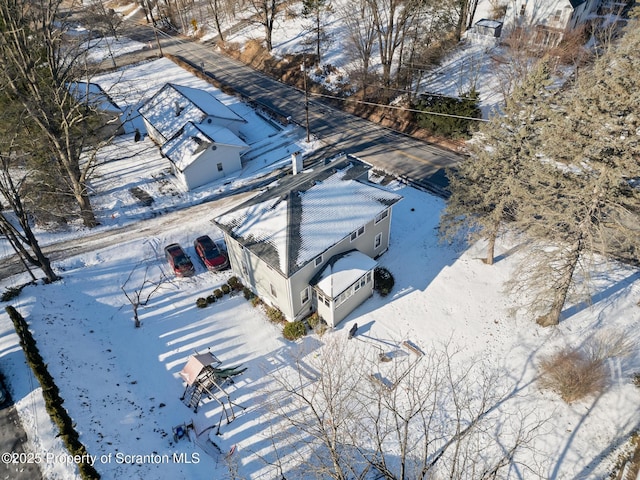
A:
<box><xmin>121</xmin><ymin>261</ymin><xmax>168</xmax><ymax>328</ymax></box>
<box><xmin>302</xmin><ymin>0</ymin><xmax>332</xmax><ymax>65</ymax></box>
<box><xmin>246</xmin><ymin>0</ymin><xmax>279</xmax><ymax>51</ymax></box>
<box><xmin>338</xmin><ymin>0</ymin><xmax>376</xmax><ymax>97</ymax></box>
<box><xmin>263</xmin><ymin>336</ymin><xmax>546</xmax><ymax>478</ymax></box>
<box><xmin>0</xmin><ymin>0</ymin><xmax>107</xmax><ymax>227</ymax></box>
<box><xmin>0</xmin><ymin>120</ymin><xmax>59</xmax><ymax>283</ymax></box>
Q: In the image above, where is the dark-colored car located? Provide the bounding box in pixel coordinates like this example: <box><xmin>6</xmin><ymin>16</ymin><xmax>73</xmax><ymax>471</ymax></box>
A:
<box><xmin>164</xmin><ymin>243</ymin><xmax>195</xmax><ymax>277</ymax></box>
<box><xmin>193</xmin><ymin>235</ymin><xmax>229</xmax><ymax>272</ymax></box>
<box><xmin>0</xmin><ymin>381</ymin><xmax>7</xmax><ymax>406</ymax></box>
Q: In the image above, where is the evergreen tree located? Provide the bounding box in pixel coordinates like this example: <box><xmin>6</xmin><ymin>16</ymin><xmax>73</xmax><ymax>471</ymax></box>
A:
<box><xmin>440</xmin><ymin>60</ymin><xmax>553</xmax><ymax>264</ymax></box>
<box><xmin>416</xmin><ymin>90</ymin><xmax>482</xmax><ymax>138</ymax></box>
<box><xmin>513</xmin><ymin>15</ymin><xmax>640</xmax><ymax>326</ymax></box>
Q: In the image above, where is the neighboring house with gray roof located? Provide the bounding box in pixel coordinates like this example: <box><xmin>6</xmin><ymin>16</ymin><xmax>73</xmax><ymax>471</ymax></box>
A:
<box><xmin>138</xmin><ymin>83</ymin><xmax>248</xmax><ymax>190</ymax></box>
<box><xmin>213</xmin><ymin>155</ymin><xmax>403</xmax><ymax>327</ymax></box>
<box><xmin>67</xmin><ymin>81</ymin><xmax>123</xmax><ymax>139</ymax></box>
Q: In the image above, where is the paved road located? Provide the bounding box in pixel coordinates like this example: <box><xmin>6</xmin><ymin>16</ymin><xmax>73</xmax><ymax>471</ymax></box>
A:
<box><xmin>0</xmin><ymin>389</ymin><xmax>42</xmax><ymax>480</ymax></box>
<box><xmin>120</xmin><ymin>23</ymin><xmax>462</xmax><ymax>196</ymax></box>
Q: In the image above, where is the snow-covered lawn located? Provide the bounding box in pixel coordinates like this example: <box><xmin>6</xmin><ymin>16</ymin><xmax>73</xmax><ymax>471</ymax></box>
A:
<box><xmin>0</xmin><ymin>43</ymin><xmax>639</xmax><ymax>480</ymax></box>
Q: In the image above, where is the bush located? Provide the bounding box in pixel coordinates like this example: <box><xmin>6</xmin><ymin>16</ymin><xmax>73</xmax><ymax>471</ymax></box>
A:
<box><xmin>414</xmin><ymin>89</ymin><xmax>481</xmax><ymax>139</ymax></box>
<box><xmin>214</xmin><ymin>288</ymin><xmax>224</xmax><ymax>299</ymax></box>
<box><xmin>374</xmin><ymin>267</ymin><xmax>395</xmax><ymax>297</ymax></box>
<box><xmin>196</xmin><ymin>297</ymin><xmax>208</xmax><ymax>308</ymax></box>
<box><xmin>5</xmin><ymin>306</ymin><xmax>101</xmax><ymax>479</ymax></box>
<box><xmin>243</xmin><ymin>287</ymin><xmax>255</xmax><ymax>300</ymax></box>
<box><xmin>228</xmin><ymin>276</ymin><xmax>243</xmax><ymax>291</ymax></box>
<box><xmin>315</xmin><ymin>322</ymin><xmax>329</xmax><ymax>337</ymax></box>
<box><xmin>283</xmin><ymin>321</ymin><xmax>306</xmax><ymax>341</ymax></box>
<box><xmin>251</xmin><ymin>296</ymin><xmax>263</xmax><ymax>308</ymax></box>
<box><xmin>538</xmin><ymin>348</ymin><xmax>606</xmax><ymax>403</ymax></box>
<box><xmin>206</xmin><ymin>295</ymin><xmax>216</xmax><ymax>304</ymax></box>
<box><xmin>221</xmin><ymin>284</ymin><xmax>231</xmax><ymax>295</ymax></box>
<box><xmin>306</xmin><ymin>312</ymin><xmax>321</xmax><ymax>329</ymax></box>
<box><xmin>2</xmin><ymin>286</ymin><xmax>23</xmax><ymax>302</ymax></box>
<box><xmin>266</xmin><ymin>306</ymin><xmax>286</xmax><ymax>324</ymax></box>
<box><xmin>539</xmin><ymin>331</ymin><xmax>635</xmax><ymax>401</ymax></box>
<box><xmin>1</xmin><ymin>282</ymin><xmax>34</xmax><ymax>302</ymax></box>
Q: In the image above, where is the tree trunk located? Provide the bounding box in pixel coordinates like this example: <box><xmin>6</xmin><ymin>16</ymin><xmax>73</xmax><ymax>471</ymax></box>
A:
<box><xmin>485</xmin><ymin>232</ymin><xmax>496</xmax><ymax>265</ymax></box>
<box><xmin>536</xmin><ymin>239</ymin><xmax>582</xmax><ymax>327</ymax></box>
<box><xmin>76</xmin><ymin>188</ymin><xmax>98</xmax><ymax>228</ymax></box>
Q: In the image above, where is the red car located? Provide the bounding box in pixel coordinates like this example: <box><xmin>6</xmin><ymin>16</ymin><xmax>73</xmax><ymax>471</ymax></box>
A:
<box><xmin>193</xmin><ymin>235</ymin><xmax>229</xmax><ymax>271</ymax></box>
<box><xmin>164</xmin><ymin>243</ymin><xmax>195</xmax><ymax>277</ymax></box>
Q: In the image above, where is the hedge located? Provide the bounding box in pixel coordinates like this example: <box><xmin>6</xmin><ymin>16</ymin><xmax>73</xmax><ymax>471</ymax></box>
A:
<box><xmin>5</xmin><ymin>306</ymin><xmax>100</xmax><ymax>479</ymax></box>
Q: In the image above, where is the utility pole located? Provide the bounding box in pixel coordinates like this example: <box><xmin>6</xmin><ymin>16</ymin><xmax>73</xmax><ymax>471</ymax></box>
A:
<box><xmin>301</xmin><ymin>55</ymin><xmax>310</xmax><ymax>143</ymax></box>
<box><xmin>146</xmin><ymin>0</ymin><xmax>164</xmax><ymax>57</ymax></box>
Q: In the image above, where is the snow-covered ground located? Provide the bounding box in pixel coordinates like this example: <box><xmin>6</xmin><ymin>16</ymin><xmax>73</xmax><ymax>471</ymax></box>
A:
<box><xmin>1</xmin><ymin>18</ymin><xmax>639</xmax><ymax>480</ymax></box>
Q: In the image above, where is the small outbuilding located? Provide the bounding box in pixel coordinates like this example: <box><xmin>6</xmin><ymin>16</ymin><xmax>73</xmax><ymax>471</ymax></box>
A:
<box><xmin>474</xmin><ymin>19</ymin><xmax>503</xmax><ymax>38</ymax></box>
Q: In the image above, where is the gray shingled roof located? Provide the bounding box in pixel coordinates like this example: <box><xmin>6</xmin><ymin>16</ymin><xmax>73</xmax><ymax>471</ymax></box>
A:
<box><xmin>213</xmin><ymin>156</ymin><xmax>402</xmax><ymax>277</ymax></box>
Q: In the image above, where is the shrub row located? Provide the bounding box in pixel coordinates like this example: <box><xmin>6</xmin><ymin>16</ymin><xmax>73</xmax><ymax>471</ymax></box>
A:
<box><xmin>196</xmin><ymin>276</ymin><xmax>243</xmax><ymax>308</ymax></box>
<box><xmin>5</xmin><ymin>306</ymin><xmax>100</xmax><ymax>479</ymax></box>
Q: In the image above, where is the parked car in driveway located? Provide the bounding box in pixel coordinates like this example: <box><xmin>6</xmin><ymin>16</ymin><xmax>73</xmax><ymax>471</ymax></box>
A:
<box><xmin>164</xmin><ymin>243</ymin><xmax>195</xmax><ymax>277</ymax></box>
<box><xmin>193</xmin><ymin>235</ymin><xmax>229</xmax><ymax>271</ymax></box>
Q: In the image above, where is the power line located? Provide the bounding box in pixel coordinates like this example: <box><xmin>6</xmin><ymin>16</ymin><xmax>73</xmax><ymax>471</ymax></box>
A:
<box><xmin>308</xmin><ymin>91</ymin><xmax>489</xmax><ymax>122</ymax></box>
<box><xmin>129</xmin><ymin>21</ymin><xmax>487</xmax><ymax>122</ymax></box>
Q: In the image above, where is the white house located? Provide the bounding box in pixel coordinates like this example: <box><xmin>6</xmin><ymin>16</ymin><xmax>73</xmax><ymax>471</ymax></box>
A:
<box><xmin>161</xmin><ymin>121</ymin><xmax>249</xmax><ymax>190</ymax></box>
<box><xmin>502</xmin><ymin>0</ymin><xmax>604</xmax><ymax>46</ymax></box>
<box><xmin>213</xmin><ymin>155</ymin><xmax>403</xmax><ymax>327</ymax></box>
<box><xmin>138</xmin><ymin>83</ymin><xmax>249</xmax><ymax>190</ymax></box>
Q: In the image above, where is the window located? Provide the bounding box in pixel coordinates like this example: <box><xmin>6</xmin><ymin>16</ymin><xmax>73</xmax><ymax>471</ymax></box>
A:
<box><xmin>374</xmin><ymin>232</ymin><xmax>382</xmax><ymax>249</ymax></box>
<box><xmin>324</xmin><ymin>297</ymin><xmax>330</xmax><ymax>307</ymax></box>
<box><xmin>366</xmin><ymin>271</ymin><xmax>372</xmax><ymax>283</ymax></box>
<box><xmin>519</xmin><ymin>3</ymin><xmax>526</xmax><ymax>16</ymax></box>
<box><xmin>375</xmin><ymin>209</ymin><xmax>388</xmax><ymax>224</ymax></box>
<box><xmin>270</xmin><ymin>283</ymin><xmax>277</xmax><ymax>298</ymax></box>
<box><xmin>355</xmin><ymin>281</ymin><xmax>361</xmax><ymax>291</ymax></box>
<box><xmin>217</xmin><ymin>162</ymin><xmax>223</xmax><ymax>172</ymax></box>
<box><xmin>301</xmin><ymin>287</ymin><xmax>309</xmax><ymax>305</ymax></box>
<box><xmin>314</xmin><ymin>255</ymin><xmax>323</xmax><ymax>267</ymax></box>
<box><xmin>351</xmin><ymin>225</ymin><xmax>365</xmax><ymax>242</ymax></box>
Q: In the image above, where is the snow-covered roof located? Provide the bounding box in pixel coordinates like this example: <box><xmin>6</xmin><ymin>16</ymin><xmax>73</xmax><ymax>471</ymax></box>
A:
<box><xmin>162</xmin><ymin>122</ymin><xmax>249</xmax><ymax>171</ymax></box>
<box><xmin>138</xmin><ymin>83</ymin><xmax>245</xmax><ymax>141</ymax></box>
<box><xmin>314</xmin><ymin>250</ymin><xmax>377</xmax><ymax>297</ymax></box>
<box><xmin>475</xmin><ymin>19</ymin><xmax>502</xmax><ymax>29</ymax></box>
<box><xmin>214</xmin><ymin>156</ymin><xmax>402</xmax><ymax>276</ymax></box>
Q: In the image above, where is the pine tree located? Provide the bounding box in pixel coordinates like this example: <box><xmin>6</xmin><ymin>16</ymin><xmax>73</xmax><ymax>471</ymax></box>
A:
<box><xmin>440</xmin><ymin>59</ymin><xmax>553</xmax><ymax>264</ymax></box>
<box><xmin>513</xmin><ymin>15</ymin><xmax>640</xmax><ymax>326</ymax></box>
